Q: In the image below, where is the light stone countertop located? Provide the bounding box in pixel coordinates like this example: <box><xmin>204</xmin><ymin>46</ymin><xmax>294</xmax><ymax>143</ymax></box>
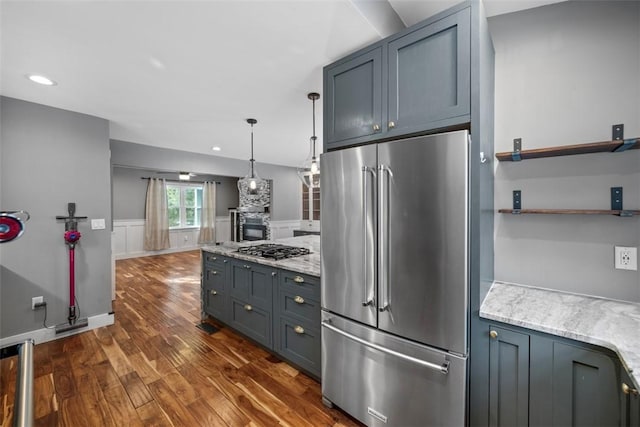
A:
<box><xmin>202</xmin><ymin>235</ymin><xmax>320</xmax><ymax>277</ymax></box>
<box><xmin>480</xmin><ymin>281</ymin><xmax>640</xmax><ymax>388</ymax></box>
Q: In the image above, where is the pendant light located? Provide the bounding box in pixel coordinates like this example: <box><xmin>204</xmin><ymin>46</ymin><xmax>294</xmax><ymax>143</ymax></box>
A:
<box><xmin>237</xmin><ymin>118</ymin><xmax>268</xmax><ymax>201</ymax></box>
<box><xmin>297</xmin><ymin>92</ymin><xmax>320</xmax><ymax>189</ymax></box>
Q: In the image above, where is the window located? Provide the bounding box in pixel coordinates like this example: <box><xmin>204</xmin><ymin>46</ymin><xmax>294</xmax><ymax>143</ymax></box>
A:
<box><xmin>167</xmin><ymin>183</ymin><xmax>203</xmax><ymax>228</ymax></box>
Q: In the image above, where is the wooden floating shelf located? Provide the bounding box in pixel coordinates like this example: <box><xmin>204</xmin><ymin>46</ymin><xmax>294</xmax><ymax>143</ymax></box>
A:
<box><xmin>495</xmin><ymin>138</ymin><xmax>639</xmax><ymax>162</ymax></box>
<box><xmin>499</xmin><ymin>209</ymin><xmax>640</xmax><ymax>216</ymax></box>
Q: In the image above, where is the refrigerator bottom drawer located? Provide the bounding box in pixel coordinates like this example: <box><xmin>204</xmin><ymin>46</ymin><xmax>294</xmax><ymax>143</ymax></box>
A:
<box><xmin>321</xmin><ymin>312</ymin><xmax>467</xmax><ymax>427</ymax></box>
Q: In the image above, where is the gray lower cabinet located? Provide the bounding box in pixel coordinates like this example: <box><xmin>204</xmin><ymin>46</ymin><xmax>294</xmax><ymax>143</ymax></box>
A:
<box><xmin>323</xmin><ymin>5</ymin><xmax>471</xmax><ymax>151</ymax></box>
<box><xmin>202</xmin><ymin>254</ymin><xmax>229</xmax><ymax>322</ymax></box>
<box><xmin>485</xmin><ymin>322</ymin><xmax>624</xmax><ymax>427</ymax></box>
<box><xmin>275</xmin><ymin>272</ymin><xmax>321</xmax><ymax>377</ymax></box>
<box><xmin>228</xmin><ymin>260</ymin><xmax>278</xmax><ymax>347</ymax></box>
<box><xmin>622</xmin><ymin>369</ymin><xmax>640</xmax><ymax>427</ymax></box>
<box><xmin>488</xmin><ymin>325</ymin><xmax>529</xmax><ymax>427</ymax></box>
<box><xmin>201</xmin><ymin>251</ymin><xmax>321</xmax><ymax>378</ymax></box>
<box><xmin>552</xmin><ymin>342</ymin><xmax>619</xmax><ymax>427</ymax></box>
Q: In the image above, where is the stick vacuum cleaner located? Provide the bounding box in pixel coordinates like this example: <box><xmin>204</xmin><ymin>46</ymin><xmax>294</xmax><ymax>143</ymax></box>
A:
<box><xmin>55</xmin><ymin>203</ymin><xmax>89</xmax><ymax>333</ymax></box>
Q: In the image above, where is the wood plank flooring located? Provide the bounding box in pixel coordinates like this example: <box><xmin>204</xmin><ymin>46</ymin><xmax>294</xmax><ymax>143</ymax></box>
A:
<box><xmin>0</xmin><ymin>251</ymin><xmax>362</xmax><ymax>427</ymax></box>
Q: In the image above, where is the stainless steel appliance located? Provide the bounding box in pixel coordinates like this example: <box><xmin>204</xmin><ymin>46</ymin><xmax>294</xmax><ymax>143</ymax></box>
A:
<box><xmin>237</xmin><ymin>243</ymin><xmax>310</xmax><ymax>259</ymax></box>
<box><xmin>242</xmin><ymin>217</ymin><xmax>267</xmax><ymax>241</ymax></box>
<box><xmin>229</xmin><ymin>209</ymin><xmax>240</xmax><ymax>242</ymax></box>
<box><xmin>321</xmin><ymin>130</ymin><xmax>469</xmax><ymax>426</ymax></box>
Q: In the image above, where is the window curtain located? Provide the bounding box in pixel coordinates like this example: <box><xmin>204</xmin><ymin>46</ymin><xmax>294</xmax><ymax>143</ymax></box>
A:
<box><xmin>198</xmin><ymin>181</ymin><xmax>217</xmax><ymax>244</ymax></box>
<box><xmin>144</xmin><ymin>178</ymin><xmax>170</xmax><ymax>251</ymax></box>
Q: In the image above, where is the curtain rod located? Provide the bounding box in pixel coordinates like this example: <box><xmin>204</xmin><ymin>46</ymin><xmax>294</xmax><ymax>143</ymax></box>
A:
<box><xmin>140</xmin><ymin>177</ymin><xmax>221</xmax><ymax>184</ymax></box>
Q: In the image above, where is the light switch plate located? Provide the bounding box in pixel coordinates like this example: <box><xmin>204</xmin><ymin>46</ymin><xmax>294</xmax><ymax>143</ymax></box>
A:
<box><xmin>91</xmin><ymin>218</ymin><xmax>106</xmax><ymax>230</ymax></box>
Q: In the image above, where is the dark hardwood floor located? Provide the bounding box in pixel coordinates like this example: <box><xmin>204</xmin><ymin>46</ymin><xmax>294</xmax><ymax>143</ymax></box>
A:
<box><xmin>1</xmin><ymin>250</ymin><xmax>361</xmax><ymax>426</ymax></box>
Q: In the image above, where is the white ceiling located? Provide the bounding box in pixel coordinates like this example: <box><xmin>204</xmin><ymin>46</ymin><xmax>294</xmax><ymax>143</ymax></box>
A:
<box><xmin>0</xmin><ymin>0</ymin><xmax>564</xmax><ymax>168</ymax></box>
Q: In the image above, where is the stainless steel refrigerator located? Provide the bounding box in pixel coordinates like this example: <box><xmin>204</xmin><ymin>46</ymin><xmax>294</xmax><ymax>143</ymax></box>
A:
<box><xmin>320</xmin><ymin>130</ymin><xmax>469</xmax><ymax>426</ymax></box>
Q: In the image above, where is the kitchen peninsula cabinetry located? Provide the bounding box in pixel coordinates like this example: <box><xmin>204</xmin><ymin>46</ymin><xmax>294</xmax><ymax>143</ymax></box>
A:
<box><xmin>228</xmin><ymin>260</ymin><xmax>278</xmax><ymax>347</ymax></box>
<box><xmin>487</xmin><ymin>322</ymin><xmax>622</xmax><ymax>426</ymax></box>
<box><xmin>324</xmin><ymin>5</ymin><xmax>471</xmax><ymax>150</ymax></box>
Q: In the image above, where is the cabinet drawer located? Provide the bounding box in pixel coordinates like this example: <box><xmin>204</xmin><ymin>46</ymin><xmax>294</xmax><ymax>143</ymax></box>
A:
<box><xmin>279</xmin><ymin>289</ymin><xmax>320</xmax><ymax>325</ymax></box>
<box><xmin>276</xmin><ymin>317</ymin><xmax>320</xmax><ymax>377</ymax></box>
<box><xmin>280</xmin><ymin>271</ymin><xmax>320</xmax><ymax>299</ymax></box>
<box><xmin>203</xmin><ymin>264</ymin><xmax>226</xmax><ymax>292</ymax></box>
<box><xmin>203</xmin><ymin>253</ymin><xmax>229</xmax><ymax>267</ymax></box>
<box><xmin>203</xmin><ymin>287</ymin><xmax>226</xmax><ymax>321</ymax></box>
<box><xmin>229</xmin><ymin>298</ymin><xmax>271</xmax><ymax>347</ymax></box>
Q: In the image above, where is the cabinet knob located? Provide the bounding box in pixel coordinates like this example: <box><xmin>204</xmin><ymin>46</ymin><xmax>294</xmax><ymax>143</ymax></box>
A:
<box><xmin>272</xmin><ymin>272</ymin><xmax>277</xmax><ymax>277</ymax></box>
<box><xmin>212</xmin><ymin>257</ymin><xmax>217</xmax><ymax>261</ymax></box>
<box><xmin>622</xmin><ymin>382</ymin><xmax>639</xmax><ymax>396</ymax></box>
<box><xmin>294</xmin><ymin>296</ymin><xmax>305</xmax><ymax>304</ymax></box>
<box><xmin>373</xmin><ymin>124</ymin><xmax>381</xmax><ymax>132</ymax></box>
<box><xmin>294</xmin><ymin>325</ymin><xmax>305</xmax><ymax>335</ymax></box>
<box><xmin>212</xmin><ymin>271</ymin><xmax>218</xmax><ymax>275</ymax></box>
<box><xmin>244</xmin><ymin>304</ymin><xmax>253</xmax><ymax>311</ymax></box>
<box><xmin>244</xmin><ymin>265</ymin><xmax>251</xmax><ymax>269</ymax></box>
<box><xmin>388</xmin><ymin>121</ymin><xmax>396</xmax><ymax>129</ymax></box>
<box><xmin>210</xmin><ymin>290</ymin><xmax>217</xmax><ymax>296</ymax></box>
<box><xmin>223</xmin><ymin>259</ymin><xmax>228</xmax><ymax>263</ymax></box>
<box><xmin>489</xmin><ymin>330</ymin><xmax>498</xmax><ymax>339</ymax></box>
<box><xmin>293</xmin><ymin>276</ymin><xmax>305</xmax><ymax>284</ymax></box>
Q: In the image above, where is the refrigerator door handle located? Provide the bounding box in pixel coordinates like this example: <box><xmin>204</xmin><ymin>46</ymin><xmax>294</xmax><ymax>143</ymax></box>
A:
<box><xmin>361</xmin><ymin>166</ymin><xmax>376</xmax><ymax>307</ymax></box>
<box><xmin>378</xmin><ymin>164</ymin><xmax>390</xmax><ymax>312</ymax></box>
<box><xmin>322</xmin><ymin>321</ymin><xmax>450</xmax><ymax>374</ymax></box>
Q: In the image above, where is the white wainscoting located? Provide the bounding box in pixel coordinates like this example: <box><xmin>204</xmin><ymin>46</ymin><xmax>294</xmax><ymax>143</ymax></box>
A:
<box><xmin>112</xmin><ymin>218</ymin><xmax>302</xmax><ymax>260</ymax></box>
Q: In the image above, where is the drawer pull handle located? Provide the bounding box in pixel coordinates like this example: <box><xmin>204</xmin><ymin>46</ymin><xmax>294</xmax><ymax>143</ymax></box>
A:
<box><xmin>489</xmin><ymin>330</ymin><xmax>498</xmax><ymax>339</ymax></box>
<box><xmin>244</xmin><ymin>304</ymin><xmax>253</xmax><ymax>311</ymax></box>
<box><xmin>223</xmin><ymin>259</ymin><xmax>228</xmax><ymax>263</ymax></box>
<box><xmin>622</xmin><ymin>383</ymin><xmax>639</xmax><ymax>396</ymax></box>
<box><xmin>212</xmin><ymin>271</ymin><xmax>218</xmax><ymax>275</ymax></box>
<box><xmin>211</xmin><ymin>257</ymin><xmax>217</xmax><ymax>261</ymax></box>
<box><xmin>272</xmin><ymin>272</ymin><xmax>277</xmax><ymax>277</ymax></box>
<box><xmin>210</xmin><ymin>290</ymin><xmax>217</xmax><ymax>296</ymax></box>
<box><xmin>294</xmin><ymin>296</ymin><xmax>305</xmax><ymax>304</ymax></box>
<box><xmin>244</xmin><ymin>265</ymin><xmax>251</xmax><ymax>269</ymax></box>
<box><xmin>388</xmin><ymin>121</ymin><xmax>396</xmax><ymax>129</ymax></box>
<box><xmin>293</xmin><ymin>276</ymin><xmax>305</xmax><ymax>284</ymax></box>
<box><xmin>294</xmin><ymin>325</ymin><xmax>305</xmax><ymax>334</ymax></box>
<box><xmin>373</xmin><ymin>124</ymin><xmax>381</xmax><ymax>132</ymax></box>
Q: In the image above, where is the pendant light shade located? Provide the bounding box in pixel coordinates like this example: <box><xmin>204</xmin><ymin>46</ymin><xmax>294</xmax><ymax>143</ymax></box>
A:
<box><xmin>238</xmin><ymin>119</ymin><xmax>268</xmax><ymax>202</ymax></box>
<box><xmin>297</xmin><ymin>92</ymin><xmax>321</xmax><ymax>189</ymax></box>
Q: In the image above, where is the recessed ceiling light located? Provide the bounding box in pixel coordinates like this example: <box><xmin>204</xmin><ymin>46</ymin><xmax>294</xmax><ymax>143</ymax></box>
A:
<box><xmin>212</xmin><ymin>146</ymin><xmax>221</xmax><ymax>152</ymax></box>
<box><xmin>26</xmin><ymin>74</ymin><xmax>57</xmax><ymax>86</ymax></box>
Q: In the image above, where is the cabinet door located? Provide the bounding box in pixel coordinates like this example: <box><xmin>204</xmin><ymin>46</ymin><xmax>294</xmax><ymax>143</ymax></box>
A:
<box><xmin>229</xmin><ymin>260</ymin><xmax>251</xmax><ymax>299</ymax></box>
<box><xmin>387</xmin><ymin>8</ymin><xmax>470</xmax><ymax>136</ymax></box>
<box><xmin>324</xmin><ymin>47</ymin><xmax>383</xmax><ymax>148</ymax></box>
<box><xmin>622</xmin><ymin>369</ymin><xmax>640</xmax><ymax>427</ymax></box>
<box><xmin>488</xmin><ymin>326</ymin><xmax>529</xmax><ymax>427</ymax></box>
<box><xmin>247</xmin><ymin>263</ymin><xmax>276</xmax><ymax>311</ymax></box>
<box><xmin>552</xmin><ymin>342</ymin><xmax>619</xmax><ymax>427</ymax></box>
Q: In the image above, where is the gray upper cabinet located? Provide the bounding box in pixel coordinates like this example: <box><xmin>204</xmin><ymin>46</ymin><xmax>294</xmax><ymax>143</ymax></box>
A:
<box><xmin>323</xmin><ymin>6</ymin><xmax>471</xmax><ymax>150</ymax></box>
<box><xmin>324</xmin><ymin>47</ymin><xmax>383</xmax><ymax>147</ymax></box>
<box><xmin>387</xmin><ymin>8</ymin><xmax>470</xmax><ymax>138</ymax></box>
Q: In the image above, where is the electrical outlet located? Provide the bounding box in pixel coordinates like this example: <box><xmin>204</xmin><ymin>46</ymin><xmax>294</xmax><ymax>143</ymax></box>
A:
<box><xmin>615</xmin><ymin>246</ymin><xmax>637</xmax><ymax>271</ymax></box>
<box><xmin>32</xmin><ymin>296</ymin><xmax>43</xmax><ymax>310</ymax></box>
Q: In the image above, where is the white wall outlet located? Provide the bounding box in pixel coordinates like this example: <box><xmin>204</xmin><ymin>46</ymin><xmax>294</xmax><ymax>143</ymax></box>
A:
<box><xmin>614</xmin><ymin>246</ymin><xmax>637</xmax><ymax>271</ymax></box>
<box><xmin>32</xmin><ymin>296</ymin><xmax>43</xmax><ymax>309</ymax></box>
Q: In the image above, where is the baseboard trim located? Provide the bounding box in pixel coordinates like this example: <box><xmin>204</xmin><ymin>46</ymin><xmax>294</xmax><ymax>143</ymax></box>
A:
<box><xmin>0</xmin><ymin>312</ymin><xmax>114</xmax><ymax>348</ymax></box>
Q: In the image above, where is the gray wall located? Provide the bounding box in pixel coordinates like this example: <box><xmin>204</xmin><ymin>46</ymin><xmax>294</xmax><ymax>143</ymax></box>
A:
<box><xmin>110</xmin><ymin>140</ymin><xmax>301</xmax><ymax>221</ymax></box>
<box><xmin>112</xmin><ymin>166</ymin><xmax>239</xmax><ymax>219</ymax></box>
<box><xmin>0</xmin><ymin>97</ymin><xmax>113</xmax><ymax>337</ymax></box>
<box><xmin>489</xmin><ymin>1</ymin><xmax>640</xmax><ymax>302</ymax></box>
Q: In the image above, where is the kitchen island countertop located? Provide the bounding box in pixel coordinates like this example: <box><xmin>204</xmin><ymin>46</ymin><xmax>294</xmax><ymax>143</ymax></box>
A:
<box><xmin>481</xmin><ymin>281</ymin><xmax>640</xmax><ymax>388</ymax></box>
<box><xmin>202</xmin><ymin>235</ymin><xmax>320</xmax><ymax>277</ymax></box>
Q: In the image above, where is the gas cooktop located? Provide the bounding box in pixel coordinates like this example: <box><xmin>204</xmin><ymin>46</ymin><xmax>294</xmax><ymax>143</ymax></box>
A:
<box><xmin>237</xmin><ymin>243</ymin><xmax>311</xmax><ymax>260</ymax></box>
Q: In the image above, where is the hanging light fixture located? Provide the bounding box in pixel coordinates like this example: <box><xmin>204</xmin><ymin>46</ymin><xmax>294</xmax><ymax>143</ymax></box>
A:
<box><xmin>237</xmin><ymin>118</ymin><xmax>268</xmax><ymax>200</ymax></box>
<box><xmin>297</xmin><ymin>92</ymin><xmax>320</xmax><ymax>189</ymax></box>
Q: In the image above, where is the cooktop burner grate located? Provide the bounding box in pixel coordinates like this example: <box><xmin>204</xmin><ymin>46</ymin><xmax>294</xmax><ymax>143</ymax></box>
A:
<box><xmin>237</xmin><ymin>243</ymin><xmax>311</xmax><ymax>260</ymax></box>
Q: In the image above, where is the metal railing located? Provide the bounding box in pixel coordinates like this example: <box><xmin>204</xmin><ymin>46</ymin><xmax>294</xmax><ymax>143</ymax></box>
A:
<box><xmin>12</xmin><ymin>339</ymin><xmax>34</xmax><ymax>427</ymax></box>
